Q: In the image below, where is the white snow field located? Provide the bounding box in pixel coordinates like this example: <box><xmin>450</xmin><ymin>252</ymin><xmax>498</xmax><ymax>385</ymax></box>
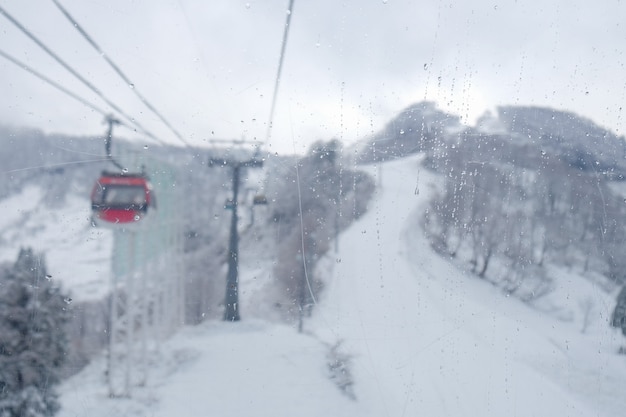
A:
<box><xmin>0</xmin><ymin>185</ymin><xmax>113</xmax><ymax>301</ymax></box>
<box><xmin>56</xmin><ymin>155</ymin><xmax>626</xmax><ymax>416</ymax></box>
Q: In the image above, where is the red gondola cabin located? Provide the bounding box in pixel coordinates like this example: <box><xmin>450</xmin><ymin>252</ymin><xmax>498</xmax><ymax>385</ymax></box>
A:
<box><xmin>91</xmin><ymin>172</ymin><xmax>153</xmax><ymax>225</ymax></box>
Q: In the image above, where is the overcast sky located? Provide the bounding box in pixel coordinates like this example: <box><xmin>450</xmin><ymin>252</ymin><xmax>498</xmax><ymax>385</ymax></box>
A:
<box><xmin>1</xmin><ymin>0</ymin><xmax>624</xmax><ymax>154</ymax></box>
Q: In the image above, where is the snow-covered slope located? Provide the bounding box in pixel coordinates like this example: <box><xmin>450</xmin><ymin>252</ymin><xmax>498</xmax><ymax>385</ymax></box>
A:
<box><xmin>0</xmin><ymin>184</ymin><xmax>113</xmax><ymax>301</ymax></box>
<box><xmin>59</xmin><ymin>320</ymin><xmax>359</xmax><ymax>416</ymax></box>
<box><xmin>57</xmin><ymin>155</ymin><xmax>626</xmax><ymax>416</ymax></box>
<box><xmin>309</xmin><ymin>156</ymin><xmax>626</xmax><ymax>416</ymax></box>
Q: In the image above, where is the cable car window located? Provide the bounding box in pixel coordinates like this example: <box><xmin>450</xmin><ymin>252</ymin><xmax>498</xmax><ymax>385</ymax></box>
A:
<box><xmin>1</xmin><ymin>1</ymin><xmax>626</xmax><ymax>416</ymax></box>
<box><xmin>101</xmin><ymin>185</ymin><xmax>146</xmax><ymax>207</ymax></box>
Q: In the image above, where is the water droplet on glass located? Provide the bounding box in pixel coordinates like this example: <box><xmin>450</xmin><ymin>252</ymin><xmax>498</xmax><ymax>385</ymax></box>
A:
<box><xmin>423</xmin><ymin>63</ymin><xmax>429</xmax><ymax>70</ymax></box>
<box><xmin>122</xmin><ymin>168</ymin><xmax>129</xmax><ymax>173</ymax></box>
<box><xmin>134</xmin><ymin>214</ymin><xmax>141</xmax><ymax>221</ymax></box>
<box><xmin>45</xmin><ymin>274</ymin><xmax>52</xmax><ymax>280</ymax></box>
<box><xmin>144</xmin><ymin>145</ymin><xmax>149</xmax><ymax>150</ymax></box>
<box><xmin>129</xmin><ymin>83</ymin><xmax>135</xmax><ymax>89</ymax></box>
<box><xmin>64</xmin><ymin>297</ymin><xmax>73</xmax><ymax>305</ymax></box>
<box><xmin>245</xmin><ymin>2</ymin><xmax>251</xmax><ymax>9</ymax></box>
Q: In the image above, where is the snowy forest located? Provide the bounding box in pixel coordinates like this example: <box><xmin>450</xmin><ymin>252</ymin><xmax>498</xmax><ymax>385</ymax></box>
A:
<box><xmin>2</xmin><ymin>102</ymin><xmax>626</xmax><ymax>416</ymax></box>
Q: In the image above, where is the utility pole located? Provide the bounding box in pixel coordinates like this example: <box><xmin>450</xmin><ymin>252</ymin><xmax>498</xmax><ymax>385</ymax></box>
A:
<box><xmin>209</xmin><ymin>155</ymin><xmax>264</xmax><ymax>321</ymax></box>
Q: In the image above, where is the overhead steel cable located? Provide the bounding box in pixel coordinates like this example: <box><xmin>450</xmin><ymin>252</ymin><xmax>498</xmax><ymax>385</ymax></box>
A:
<box><xmin>0</xmin><ymin>48</ymin><xmax>109</xmax><ymax>119</ymax></box>
<box><xmin>51</xmin><ymin>0</ymin><xmax>191</xmax><ymax>147</ymax></box>
<box><xmin>0</xmin><ymin>48</ymin><xmax>154</xmax><ymax>150</ymax></box>
<box><xmin>0</xmin><ymin>4</ymin><xmax>166</xmax><ymax>145</ymax></box>
<box><xmin>265</xmin><ymin>0</ymin><xmax>296</xmax><ymax>144</ymax></box>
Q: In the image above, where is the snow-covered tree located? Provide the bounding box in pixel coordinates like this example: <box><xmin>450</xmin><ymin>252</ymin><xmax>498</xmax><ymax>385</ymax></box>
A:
<box><xmin>0</xmin><ymin>248</ymin><xmax>70</xmax><ymax>417</ymax></box>
<box><xmin>611</xmin><ymin>286</ymin><xmax>626</xmax><ymax>337</ymax></box>
<box><xmin>269</xmin><ymin>140</ymin><xmax>375</xmax><ymax>326</ymax></box>
<box><xmin>424</xmin><ymin>129</ymin><xmax>626</xmax><ymax>299</ymax></box>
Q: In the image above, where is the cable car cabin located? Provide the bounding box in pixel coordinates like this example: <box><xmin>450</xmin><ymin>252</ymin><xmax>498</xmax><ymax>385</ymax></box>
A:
<box><xmin>253</xmin><ymin>194</ymin><xmax>268</xmax><ymax>205</ymax></box>
<box><xmin>91</xmin><ymin>172</ymin><xmax>153</xmax><ymax>226</ymax></box>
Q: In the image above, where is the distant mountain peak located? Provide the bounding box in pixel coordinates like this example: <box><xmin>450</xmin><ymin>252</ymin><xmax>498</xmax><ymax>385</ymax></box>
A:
<box><xmin>355</xmin><ymin>101</ymin><xmax>462</xmax><ymax>163</ymax></box>
<box><xmin>494</xmin><ymin>105</ymin><xmax>626</xmax><ymax>175</ymax></box>
<box><xmin>354</xmin><ymin>102</ymin><xmax>626</xmax><ymax>177</ymax></box>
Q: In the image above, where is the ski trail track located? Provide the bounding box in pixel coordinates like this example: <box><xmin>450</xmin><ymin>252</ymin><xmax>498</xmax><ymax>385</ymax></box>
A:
<box><xmin>310</xmin><ymin>155</ymin><xmax>607</xmax><ymax>416</ymax></box>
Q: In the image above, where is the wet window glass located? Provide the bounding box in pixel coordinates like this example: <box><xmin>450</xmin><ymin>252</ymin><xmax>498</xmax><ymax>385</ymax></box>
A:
<box><xmin>1</xmin><ymin>1</ymin><xmax>625</xmax><ymax>416</ymax></box>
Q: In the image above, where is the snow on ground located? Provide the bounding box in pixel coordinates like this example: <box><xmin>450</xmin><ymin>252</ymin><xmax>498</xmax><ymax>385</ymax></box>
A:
<box><xmin>56</xmin><ymin>155</ymin><xmax>626</xmax><ymax>416</ymax></box>
<box><xmin>309</xmin><ymin>156</ymin><xmax>626</xmax><ymax>416</ymax></box>
<box><xmin>59</xmin><ymin>321</ymin><xmax>359</xmax><ymax>417</ymax></box>
<box><xmin>0</xmin><ymin>185</ymin><xmax>113</xmax><ymax>300</ymax></box>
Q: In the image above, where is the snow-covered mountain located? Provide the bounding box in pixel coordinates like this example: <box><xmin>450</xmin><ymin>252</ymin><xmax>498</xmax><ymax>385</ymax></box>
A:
<box><xmin>356</xmin><ymin>101</ymin><xmax>626</xmax><ymax>178</ymax></box>
<box><xmin>3</xmin><ymin>101</ymin><xmax>626</xmax><ymax>415</ymax></box>
<box><xmin>489</xmin><ymin>106</ymin><xmax>626</xmax><ymax>177</ymax></box>
<box><xmin>57</xmin><ymin>156</ymin><xmax>626</xmax><ymax>416</ymax></box>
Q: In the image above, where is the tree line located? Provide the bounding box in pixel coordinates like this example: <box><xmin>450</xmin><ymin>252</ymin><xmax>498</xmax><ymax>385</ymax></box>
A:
<box><xmin>424</xmin><ymin>133</ymin><xmax>626</xmax><ymax>300</ymax></box>
<box><xmin>267</xmin><ymin>139</ymin><xmax>375</xmax><ymax>329</ymax></box>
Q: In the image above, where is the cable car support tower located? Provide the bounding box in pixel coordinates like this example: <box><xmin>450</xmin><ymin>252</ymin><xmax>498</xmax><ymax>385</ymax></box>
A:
<box><xmin>96</xmin><ymin>120</ymin><xmax>184</xmax><ymax>398</ymax></box>
<box><xmin>206</xmin><ymin>0</ymin><xmax>295</xmax><ymax>323</ymax></box>
<box><xmin>209</xmin><ymin>151</ymin><xmax>264</xmax><ymax>322</ymax></box>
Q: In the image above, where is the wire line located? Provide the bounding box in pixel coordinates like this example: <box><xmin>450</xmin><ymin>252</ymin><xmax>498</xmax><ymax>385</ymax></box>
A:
<box><xmin>0</xmin><ymin>48</ymin><xmax>149</xmax><ymax>140</ymax></box>
<box><xmin>51</xmin><ymin>0</ymin><xmax>190</xmax><ymax>147</ymax></box>
<box><xmin>265</xmin><ymin>0</ymin><xmax>296</xmax><ymax>144</ymax></box>
<box><xmin>0</xmin><ymin>48</ymin><xmax>107</xmax><ymax>117</ymax></box>
<box><xmin>0</xmin><ymin>4</ymin><xmax>166</xmax><ymax>145</ymax></box>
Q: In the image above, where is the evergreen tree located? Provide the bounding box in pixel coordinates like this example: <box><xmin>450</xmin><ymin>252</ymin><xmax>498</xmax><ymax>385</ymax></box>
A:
<box><xmin>0</xmin><ymin>248</ymin><xmax>70</xmax><ymax>417</ymax></box>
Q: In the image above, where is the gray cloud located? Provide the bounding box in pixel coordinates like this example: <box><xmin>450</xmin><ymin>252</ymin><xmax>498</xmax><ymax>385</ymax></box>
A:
<box><xmin>0</xmin><ymin>0</ymin><xmax>624</xmax><ymax>153</ymax></box>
